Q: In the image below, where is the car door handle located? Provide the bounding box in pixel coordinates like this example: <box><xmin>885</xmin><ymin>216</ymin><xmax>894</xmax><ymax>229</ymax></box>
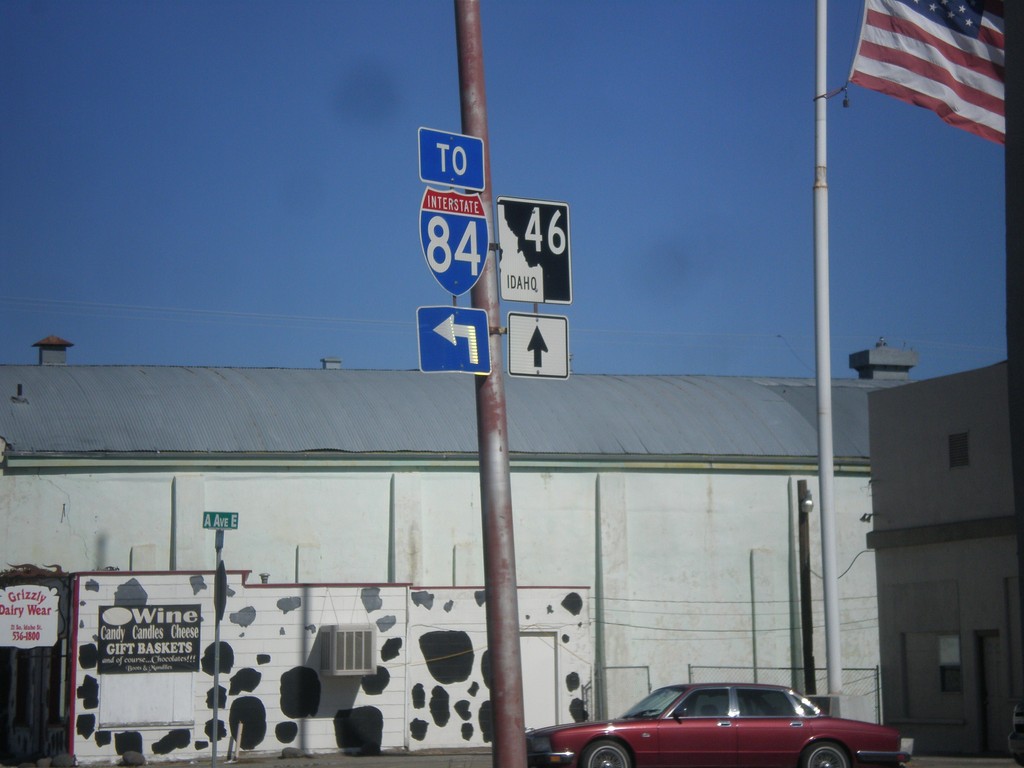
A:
<box><xmin>790</xmin><ymin>721</ymin><xmax>804</xmax><ymax>727</ymax></box>
<box><xmin>717</xmin><ymin>721</ymin><xmax>732</xmax><ymax>727</ymax></box>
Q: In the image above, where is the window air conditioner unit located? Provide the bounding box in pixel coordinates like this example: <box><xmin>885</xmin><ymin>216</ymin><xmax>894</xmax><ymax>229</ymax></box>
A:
<box><xmin>320</xmin><ymin>625</ymin><xmax>376</xmax><ymax>676</ymax></box>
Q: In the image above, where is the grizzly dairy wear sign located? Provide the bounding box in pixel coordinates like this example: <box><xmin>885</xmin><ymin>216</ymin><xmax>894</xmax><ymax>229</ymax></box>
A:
<box><xmin>0</xmin><ymin>585</ymin><xmax>59</xmax><ymax>648</ymax></box>
<box><xmin>98</xmin><ymin>604</ymin><xmax>201</xmax><ymax>673</ymax></box>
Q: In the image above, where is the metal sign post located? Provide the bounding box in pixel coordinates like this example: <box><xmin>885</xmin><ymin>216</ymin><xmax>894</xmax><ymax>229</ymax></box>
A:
<box><xmin>204</xmin><ymin>512</ymin><xmax>236</xmax><ymax>768</ymax></box>
<box><xmin>453</xmin><ymin>3</ymin><xmax>528</xmax><ymax>767</ymax></box>
<box><xmin>212</xmin><ymin>530</ymin><xmax>223</xmax><ymax>768</ymax></box>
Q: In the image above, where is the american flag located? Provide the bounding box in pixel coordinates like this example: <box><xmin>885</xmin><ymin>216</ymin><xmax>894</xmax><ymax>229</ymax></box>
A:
<box><xmin>849</xmin><ymin>0</ymin><xmax>1005</xmax><ymax>144</ymax></box>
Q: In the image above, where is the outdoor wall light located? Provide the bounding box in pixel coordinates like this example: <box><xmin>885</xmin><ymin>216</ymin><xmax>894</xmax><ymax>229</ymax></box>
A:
<box><xmin>800</xmin><ymin>489</ymin><xmax>814</xmax><ymax>515</ymax></box>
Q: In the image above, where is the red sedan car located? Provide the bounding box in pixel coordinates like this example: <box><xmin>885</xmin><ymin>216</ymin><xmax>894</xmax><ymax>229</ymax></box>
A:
<box><xmin>526</xmin><ymin>683</ymin><xmax>910</xmax><ymax>768</ymax></box>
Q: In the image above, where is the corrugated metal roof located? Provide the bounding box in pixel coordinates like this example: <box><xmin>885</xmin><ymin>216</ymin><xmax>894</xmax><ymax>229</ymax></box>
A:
<box><xmin>0</xmin><ymin>366</ymin><xmax>902</xmax><ymax>459</ymax></box>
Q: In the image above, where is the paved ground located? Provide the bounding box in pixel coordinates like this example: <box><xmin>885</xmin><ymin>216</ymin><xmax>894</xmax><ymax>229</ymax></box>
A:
<box><xmin>149</xmin><ymin>750</ymin><xmax>1017</xmax><ymax>768</ymax></box>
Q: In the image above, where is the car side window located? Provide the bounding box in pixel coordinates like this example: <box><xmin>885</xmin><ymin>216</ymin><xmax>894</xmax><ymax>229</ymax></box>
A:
<box><xmin>736</xmin><ymin>688</ymin><xmax>799</xmax><ymax>717</ymax></box>
<box><xmin>674</xmin><ymin>688</ymin><xmax>730</xmax><ymax>718</ymax></box>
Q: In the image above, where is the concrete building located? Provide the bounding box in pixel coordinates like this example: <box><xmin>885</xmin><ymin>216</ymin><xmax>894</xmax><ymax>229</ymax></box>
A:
<box><xmin>1</xmin><ymin>339</ymin><xmax>906</xmax><ymax>761</ymax></box>
<box><xmin>867</xmin><ymin>362</ymin><xmax>1020</xmax><ymax>754</ymax></box>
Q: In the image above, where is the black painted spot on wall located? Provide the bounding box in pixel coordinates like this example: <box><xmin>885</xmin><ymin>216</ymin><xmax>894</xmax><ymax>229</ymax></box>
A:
<box><xmin>561</xmin><ymin>634</ymin><xmax>569</xmax><ymax>644</ymax></box>
<box><xmin>561</xmin><ymin>592</ymin><xmax>583</xmax><ymax>616</ymax></box>
<box><xmin>361</xmin><ymin>665</ymin><xmax>390</xmax><ymax>695</ymax></box>
<box><xmin>189</xmin><ymin>575</ymin><xmax>208</xmax><ymax>595</ymax></box>
<box><xmin>569</xmin><ymin>698</ymin><xmax>587</xmax><ymax>722</ymax></box>
<box><xmin>360</xmin><ymin>587</ymin><xmax>382</xmax><ymax>612</ymax></box>
<box><xmin>443</xmin><ymin>600</ymin><xmax>454</xmax><ymax>612</ymax></box>
<box><xmin>228</xmin><ymin>606</ymin><xmax>256</xmax><ymax>627</ymax></box>
<box><xmin>334</xmin><ymin>706</ymin><xmax>383</xmax><ymax>755</ymax></box>
<box><xmin>478</xmin><ymin>700</ymin><xmax>493</xmax><ymax>743</ymax></box>
<box><xmin>201</xmin><ymin>642</ymin><xmax>234</xmax><ymax>675</ymax></box>
<box><xmin>85</xmin><ymin>580</ymin><xmax>99</xmax><ymax>592</ymax></box>
<box><xmin>95</xmin><ymin>731</ymin><xmax>111</xmax><ymax>747</ymax></box>
<box><xmin>257</xmin><ymin>654</ymin><xmax>271</xmax><ymax>665</ymax></box>
<box><xmin>229</xmin><ymin>696</ymin><xmax>267</xmax><ymax>750</ymax></box>
<box><xmin>229</xmin><ymin>667</ymin><xmax>262</xmax><ymax>695</ymax></box>
<box><xmin>411</xmin><ymin>590</ymin><xmax>434</xmax><ymax>609</ymax></box>
<box><xmin>277</xmin><ymin>596</ymin><xmax>301</xmax><ymax>614</ymax></box>
<box><xmin>455</xmin><ymin>700</ymin><xmax>472</xmax><ymax>721</ymax></box>
<box><xmin>77</xmin><ymin>675</ymin><xmax>98</xmax><ymax>709</ymax></box>
<box><xmin>275</xmin><ymin>721</ymin><xmax>298</xmax><ymax>744</ymax></box>
<box><xmin>474</xmin><ymin>590</ymin><xmax>485</xmax><ymax>606</ymax></box>
<box><xmin>468</xmin><ymin>682</ymin><xmax>479</xmax><ymax>697</ymax></box>
<box><xmin>429</xmin><ymin>685</ymin><xmax>450</xmax><ymax>727</ymax></box>
<box><xmin>76</xmin><ymin>714</ymin><xmax>95</xmax><ymax>738</ymax></box>
<box><xmin>566</xmin><ymin>672</ymin><xmax>580</xmax><ymax>692</ymax></box>
<box><xmin>152</xmin><ymin>729</ymin><xmax>191</xmax><ymax>755</ymax></box>
<box><xmin>461</xmin><ymin>723</ymin><xmax>474</xmax><ymax>741</ymax></box>
<box><xmin>280</xmin><ymin>666</ymin><xmax>320</xmax><ymax>718</ymax></box>
<box><xmin>79</xmin><ymin>643</ymin><xmax>97</xmax><ymax>669</ymax></box>
<box><xmin>114</xmin><ymin>578</ymin><xmax>147</xmax><ymax>607</ymax></box>
<box><xmin>375</xmin><ymin>615</ymin><xmax>396</xmax><ymax>633</ymax></box>
<box><xmin>409</xmin><ymin>719</ymin><xmax>428</xmax><ymax>742</ymax></box>
<box><xmin>114</xmin><ymin>731</ymin><xmax>143</xmax><ymax>755</ymax></box>
<box><xmin>381</xmin><ymin>637</ymin><xmax>402</xmax><ymax>661</ymax></box>
<box><xmin>412</xmin><ymin>683</ymin><xmax>425</xmax><ymax>709</ymax></box>
<box><xmin>206</xmin><ymin>686</ymin><xmax>226</xmax><ymax>709</ymax></box>
<box><xmin>204</xmin><ymin>719</ymin><xmax>226</xmax><ymax>741</ymax></box>
<box><xmin>481</xmin><ymin>650</ymin><xmax>491</xmax><ymax>689</ymax></box>
<box><xmin>419</xmin><ymin>630</ymin><xmax>474</xmax><ymax>684</ymax></box>
<box><xmin>194</xmin><ymin>740</ymin><xmax>209</xmax><ymax>751</ymax></box>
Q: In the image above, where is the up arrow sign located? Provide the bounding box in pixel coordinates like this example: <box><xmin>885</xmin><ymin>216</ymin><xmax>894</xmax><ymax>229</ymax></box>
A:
<box><xmin>507</xmin><ymin>312</ymin><xmax>569</xmax><ymax>380</ymax></box>
<box><xmin>527</xmin><ymin>325</ymin><xmax>549</xmax><ymax>368</ymax></box>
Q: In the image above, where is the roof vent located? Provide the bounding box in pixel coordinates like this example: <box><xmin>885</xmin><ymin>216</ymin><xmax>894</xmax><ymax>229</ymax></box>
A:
<box><xmin>33</xmin><ymin>336</ymin><xmax>74</xmax><ymax>366</ymax></box>
<box><xmin>321</xmin><ymin>357</ymin><xmax>342</xmax><ymax>370</ymax></box>
<box><xmin>849</xmin><ymin>338</ymin><xmax>918</xmax><ymax>380</ymax></box>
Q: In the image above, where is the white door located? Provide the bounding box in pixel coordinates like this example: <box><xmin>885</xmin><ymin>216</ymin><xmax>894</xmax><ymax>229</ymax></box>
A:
<box><xmin>521</xmin><ymin>632</ymin><xmax>558</xmax><ymax>729</ymax></box>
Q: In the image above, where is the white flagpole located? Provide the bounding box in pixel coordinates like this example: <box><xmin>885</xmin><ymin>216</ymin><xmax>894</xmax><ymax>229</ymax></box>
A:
<box><xmin>814</xmin><ymin>0</ymin><xmax>843</xmax><ymax>695</ymax></box>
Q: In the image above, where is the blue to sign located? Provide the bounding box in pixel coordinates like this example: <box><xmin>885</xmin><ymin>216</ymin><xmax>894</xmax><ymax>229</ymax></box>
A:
<box><xmin>418</xmin><ymin>127</ymin><xmax>484</xmax><ymax>191</ymax></box>
<box><xmin>420</xmin><ymin>188</ymin><xmax>488</xmax><ymax>296</ymax></box>
<box><xmin>417</xmin><ymin>306</ymin><xmax>491</xmax><ymax>375</ymax></box>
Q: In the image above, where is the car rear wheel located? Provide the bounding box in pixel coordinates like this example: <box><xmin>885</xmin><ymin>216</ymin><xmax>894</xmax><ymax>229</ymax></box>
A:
<box><xmin>800</xmin><ymin>740</ymin><xmax>850</xmax><ymax>768</ymax></box>
<box><xmin>580</xmin><ymin>739</ymin><xmax>632</xmax><ymax>768</ymax></box>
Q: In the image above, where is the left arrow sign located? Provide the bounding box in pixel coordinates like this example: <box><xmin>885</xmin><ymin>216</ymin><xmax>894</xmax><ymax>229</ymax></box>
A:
<box><xmin>417</xmin><ymin>306</ymin><xmax>491</xmax><ymax>375</ymax></box>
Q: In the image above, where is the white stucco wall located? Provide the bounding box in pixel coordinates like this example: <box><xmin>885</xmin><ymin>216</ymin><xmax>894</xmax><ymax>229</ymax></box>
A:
<box><xmin>3</xmin><ymin>461</ymin><xmax>880</xmax><ymax>717</ymax></box>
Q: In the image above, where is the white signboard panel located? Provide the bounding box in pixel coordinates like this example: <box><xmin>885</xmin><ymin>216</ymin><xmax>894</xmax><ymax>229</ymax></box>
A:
<box><xmin>0</xmin><ymin>585</ymin><xmax>59</xmax><ymax>648</ymax></box>
<box><xmin>507</xmin><ymin>312</ymin><xmax>569</xmax><ymax>380</ymax></box>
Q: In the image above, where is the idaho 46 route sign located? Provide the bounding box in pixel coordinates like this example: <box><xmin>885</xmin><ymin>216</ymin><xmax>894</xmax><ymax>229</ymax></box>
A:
<box><xmin>420</xmin><ymin>188</ymin><xmax>488</xmax><ymax>296</ymax></box>
<box><xmin>497</xmin><ymin>196</ymin><xmax>571</xmax><ymax>305</ymax></box>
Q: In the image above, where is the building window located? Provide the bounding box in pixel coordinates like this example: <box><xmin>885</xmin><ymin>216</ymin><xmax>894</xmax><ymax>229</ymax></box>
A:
<box><xmin>948</xmin><ymin>432</ymin><xmax>969</xmax><ymax>468</ymax></box>
<box><xmin>939</xmin><ymin>634</ymin><xmax>962</xmax><ymax>692</ymax></box>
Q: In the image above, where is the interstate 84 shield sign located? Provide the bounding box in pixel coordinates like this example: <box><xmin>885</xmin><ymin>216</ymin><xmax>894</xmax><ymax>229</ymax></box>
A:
<box><xmin>420</xmin><ymin>188</ymin><xmax>488</xmax><ymax>296</ymax></box>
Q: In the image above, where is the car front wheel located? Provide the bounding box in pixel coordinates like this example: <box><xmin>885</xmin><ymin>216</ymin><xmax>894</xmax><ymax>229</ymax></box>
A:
<box><xmin>800</xmin><ymin>740</ymin><xmax>850</xmax><ymax>768</ymax></box>
<box><xmin>580</xmin><ymin>739</ymin><xmax>632</xmax><ymax>768</ymax></box>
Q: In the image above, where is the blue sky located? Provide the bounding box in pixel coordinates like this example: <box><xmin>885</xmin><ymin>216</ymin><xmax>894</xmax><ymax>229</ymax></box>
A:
<box><xmin>0</xmin><ymin>1</ymin><xmax>1006</xmax><ymax>380</ymax></box>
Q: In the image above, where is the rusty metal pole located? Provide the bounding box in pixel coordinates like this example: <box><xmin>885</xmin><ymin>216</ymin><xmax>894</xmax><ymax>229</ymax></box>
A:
<box><xmin>453</xmin><ymin>2</ymin><xmax>527</xmax><ymax>766</ymax></box>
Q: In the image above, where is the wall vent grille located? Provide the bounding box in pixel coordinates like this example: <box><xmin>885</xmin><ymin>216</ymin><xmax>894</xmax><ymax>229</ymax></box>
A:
<box><xmin>320</xmin><ymin>625</ymin><xmax>375</xmax><ymax>676</ymax></box>
<box><xmin>948</xmin><ymin>432</ymin><xmax>970</xmax><ymax>468</ymax></box>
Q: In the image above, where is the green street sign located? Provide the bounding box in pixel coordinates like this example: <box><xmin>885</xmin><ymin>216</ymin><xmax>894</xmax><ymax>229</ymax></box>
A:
<box><xmin>203</xmin><ymin>511</ymin><xmax>239</xmax><ymax>530</ymax></box>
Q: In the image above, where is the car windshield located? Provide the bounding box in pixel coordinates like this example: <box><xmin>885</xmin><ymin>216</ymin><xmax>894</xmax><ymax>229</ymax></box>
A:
<box><xmin>620</xmin><ymin>686</ymin><xmax>687</xmax><ymax>719</ymax></box>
